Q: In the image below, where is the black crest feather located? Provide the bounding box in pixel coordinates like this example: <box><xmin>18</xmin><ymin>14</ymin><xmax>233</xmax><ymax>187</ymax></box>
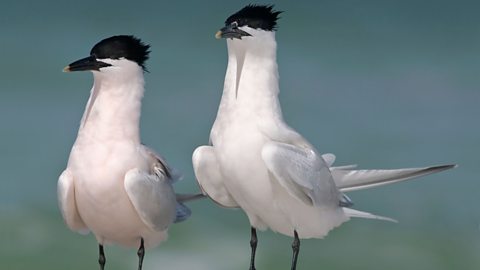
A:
<box><xmin>90</xmin><ymin>35</ymin><xmax>150</xmax><ymax>71</ymax></box>
<box><xmin>225</xmin><ymin>4</ymin><xmax>282</xmax><ymax>31</ymax></box>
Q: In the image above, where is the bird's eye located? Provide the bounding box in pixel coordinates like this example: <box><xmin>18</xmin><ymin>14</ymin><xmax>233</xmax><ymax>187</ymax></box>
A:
<box><xmin>231</xmin><ymin>21</ymin><xmax>238</xmax><ymax>28</ymax></box>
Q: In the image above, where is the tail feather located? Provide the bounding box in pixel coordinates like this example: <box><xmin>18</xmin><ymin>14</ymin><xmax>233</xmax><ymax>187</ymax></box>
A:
<box><xmin>332</xmin><ymin>164</ymin><xmax>457</xmax><ymax>192</ymax></box>
<box><xmin>174</xmin><ymin>202</ymin><xmax>191</xmax><ymax>223</ymax></box>
<box><xmin>173</xmin><ymin>193</ymin><xmax>206</xmax><ymax>223</ymax></box>
<box><xmin>343</xmin><ymin>208</ymin><xmax>398</xmax><ymax>223</ymax></box>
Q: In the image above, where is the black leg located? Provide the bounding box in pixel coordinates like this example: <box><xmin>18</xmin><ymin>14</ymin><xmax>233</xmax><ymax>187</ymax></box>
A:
<box><xmin>137</xmin><ymin>238</ymin><xmax>145</xmax><ymax>270</ymax></box>
<box><xmin>249</xmin><ymin>227</ymin><xmax>258</xmax><ymax>270</ymax></box>
<box><xmin>98</xmin><ymin>244</ymin><xmax>106</xmax><ymax>270</ymax></box>
<box><xmin>290</xmin><ymin>230</ymin><xmax>300</xmax><ymax>270</ymax></box>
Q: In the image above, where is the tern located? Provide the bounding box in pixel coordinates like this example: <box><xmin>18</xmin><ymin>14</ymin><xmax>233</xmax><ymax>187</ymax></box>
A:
<box><xmin>58</xmin><ymin>35</ymin><xmax>201</xmax><ymax>270</ymax></box>
<box><xmin>192</xmin><ymin>5</ymin><xmax>456</xmax><ymax>270</ymax></box>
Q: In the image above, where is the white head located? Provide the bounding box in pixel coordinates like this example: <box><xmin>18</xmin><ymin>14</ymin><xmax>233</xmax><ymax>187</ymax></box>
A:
<box><xmin>63</xmin><ymin>35</ymin><xmax>150</xmax><ymax>83</ymax></box>
<box><xmin>215</xmin><ymin>5</ymin><xmax>283</xmax><ymax>100</ymax></box>
<box><xmin>215</xmin><ymin>5</ymin><xmax>282</xmax><ymax>57</ymax></box>
<box><xmin>64</xmin><ymin>35</ymin><xmax>151</xmax><ymax>132</ymax></box>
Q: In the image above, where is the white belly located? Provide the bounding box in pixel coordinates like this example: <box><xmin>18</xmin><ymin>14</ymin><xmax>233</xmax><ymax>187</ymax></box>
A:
<box><xmin>68</xmin><ymin>142</ymin><xmax>167</xmax><ymax>248</ymax></box>
<box><xmin>214</xmin><ymin>123</ymin><xmax>348</xmax><ymax>238</ymax></box>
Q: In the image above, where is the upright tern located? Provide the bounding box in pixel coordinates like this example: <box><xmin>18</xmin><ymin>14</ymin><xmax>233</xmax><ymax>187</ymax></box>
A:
<box><xmin>192</xmin><ymin>5</ymin><xmax>456</xmax><ymax>270</ymax></box>
<box><xmin>59</xmin><ymin>35</ymin><xmax>201</xmax><ymax>270</ymax></box>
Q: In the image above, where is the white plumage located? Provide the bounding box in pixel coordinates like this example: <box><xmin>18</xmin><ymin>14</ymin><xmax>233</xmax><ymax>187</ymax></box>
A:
<box><xmin>58</xmin><ymin>35</ymin><xmax>198</xmax><ymax>270</ymax></box>
<box><xmin>58</xmin><ymin>58</ymin><xmax>185</xmax><ymax>248</ymax></box>
<box><xmin>193</xmin><ymin>26</ymin><xmax>455</xmax><ymax>241</ymax></box>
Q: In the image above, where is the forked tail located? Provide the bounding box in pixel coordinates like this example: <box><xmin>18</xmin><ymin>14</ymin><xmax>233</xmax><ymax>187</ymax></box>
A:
<box><xmin>332</xmin><ymin>163</ymin><xmax>457</xmax><ymax>222</ymax></box>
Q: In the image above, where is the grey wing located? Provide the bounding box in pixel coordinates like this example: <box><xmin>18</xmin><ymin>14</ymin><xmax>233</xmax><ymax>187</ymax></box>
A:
<box><xmin>57</xmin><ymin>169</ymin><xmax>89</xmax><ymax>234</ymax></box>
<box><xmin>321</xmin><ymin>153</ymin><xmax>359</xmax><ymax>169</ymax></box>
<box><xmin>192</xmin><ymin>145</ymin><xmax>239</xmax><ymax>208</ymax></box>
<box><xmin>261</xmin><ymin>141</ymin><xmax>341</xmax><ymax>207</ymax></box>
<box><xmin>321</xmin><ymin>153</ymin><xmax>336</xmax><ymax>167</ymax></box>
<box><xmin>142</xmin><ymin>144</ymin><xmax>182</xmax><ymax>182</ymax></box>
<box><xmin>143</xmin><ymin>145</ymin><xmax>195</xmax><ymax>223</ymax></box>
<box><xmin>332</xmin><ymin>164</ymin><xmax>456</xmax><ymax>192</ymax></box>
<box><xmin>124</xmin><ymin>168</ymin><xmax>178</xmax><ymax>231</ymax></box>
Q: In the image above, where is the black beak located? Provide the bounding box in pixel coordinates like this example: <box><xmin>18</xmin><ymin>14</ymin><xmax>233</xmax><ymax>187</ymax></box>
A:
<box><xmin>63</xmin><ymin>55</ymin><xmax>112</xmax><ymax>72</ymax></box>
<box><xmin>215</xmin><ymin>24</ymin><xmax>252</xmax><ymax>40</ymax></box>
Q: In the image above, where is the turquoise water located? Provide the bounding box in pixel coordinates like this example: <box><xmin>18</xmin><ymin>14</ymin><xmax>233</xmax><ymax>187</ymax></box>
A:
<box><xmin>1</xmin><ymin>1</ymin><xmax>478</xmax><ymax>269</ymax></box>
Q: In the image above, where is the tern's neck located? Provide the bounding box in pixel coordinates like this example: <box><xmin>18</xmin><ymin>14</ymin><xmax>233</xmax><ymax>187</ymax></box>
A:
<box><xmin>78</xmin><ymin>69</ymin><xmax>144</xmax><ymax>143</ymax></box>
<box><xmin>219</xmin><ymin>32</ymin><xmax>283</xmax><ymax>120</ymax></box>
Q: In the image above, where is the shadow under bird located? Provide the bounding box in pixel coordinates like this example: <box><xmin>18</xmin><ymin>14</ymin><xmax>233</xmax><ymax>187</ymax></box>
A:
<box><xmin>192</xmin><ymin>5</ymin><xmax>456</xmax><ymax>270</ymax></box>
<box><xmin>58</xmin><ymin>35</ymin><xmax>202</xmax><ymax>270</ymax></box>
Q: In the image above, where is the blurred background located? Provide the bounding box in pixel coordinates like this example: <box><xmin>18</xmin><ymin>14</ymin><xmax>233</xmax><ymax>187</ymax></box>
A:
<box><xmin>0</xmin><ymin>0</ymin><xmax>478</xmax><ymax>269</ymax></box>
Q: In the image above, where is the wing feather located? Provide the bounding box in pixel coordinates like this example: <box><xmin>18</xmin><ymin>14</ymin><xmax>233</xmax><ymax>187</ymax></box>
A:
<box><xmin>142</xmin><ymin>145</ymin><xmax>182</xmax><ymax>182</ymax></box>
<box><xmin>192</xmin><ymin>146</ymin><xmax>239</xmax><ymax>208</ymax></box>
<box><xmin>333</xmin><ymin>164</ymin><xmax>456</xmax><ymax>192</ymax></box>
<box><xmin>261</xmin><ymin>142</ymin><xmax>341</xmax><ymax>207</ymax></box>
<box><xmin>124</xmin><ymin>168</ymin><xmax>177</xmax><ymax>231</ymax></box>
<box><xmin>57</xmin><ymin>169</ymin><xmax>89</xmax><ymax>234</ymax></box>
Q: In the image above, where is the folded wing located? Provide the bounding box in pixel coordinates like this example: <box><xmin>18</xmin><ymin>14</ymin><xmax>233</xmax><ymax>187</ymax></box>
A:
<box><xmin>192</xmin><ymin>146</ymin><xmax>239</xmax><ymax>208</ymax></box>
<box><xmin>124</xmin><ymin>167</ymin><xmax>178</xmax><ymax>231</ymax></box>
<box><xmin>57</xmin><ymin>169</ymin><xmax>89</xmax><ymax>234</ymax></box>
<box><xmin>261</xmin><ymin>141</ymin><xmax>341</xmax><ymax>207</ymax></box>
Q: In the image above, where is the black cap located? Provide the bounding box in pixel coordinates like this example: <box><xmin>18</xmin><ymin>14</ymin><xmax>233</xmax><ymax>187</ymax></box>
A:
<box><xmin>225</xmin><ymin>5</ymin><xmax>282</xmax><ymax>31</ymax></box>
<box><xmin>64</xmin><ymin>35</ymin><xmax>150</xmax><ymax>72</ymax></box>
<box><xmin>91</xmin><ymin>35</ymin><xmax>150</xmax><ymax>70</ymax></box>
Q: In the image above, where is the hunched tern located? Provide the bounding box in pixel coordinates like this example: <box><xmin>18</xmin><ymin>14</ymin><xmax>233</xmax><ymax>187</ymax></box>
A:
<box><xmin>192</xmin><ymin>5</ymin><xmax>456</xmax><ymax>270</ymax></box>
<box><xmin>58</xmin><ymin>35</ymin><xmax>202</xmax><ymax>270</ymax></box>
